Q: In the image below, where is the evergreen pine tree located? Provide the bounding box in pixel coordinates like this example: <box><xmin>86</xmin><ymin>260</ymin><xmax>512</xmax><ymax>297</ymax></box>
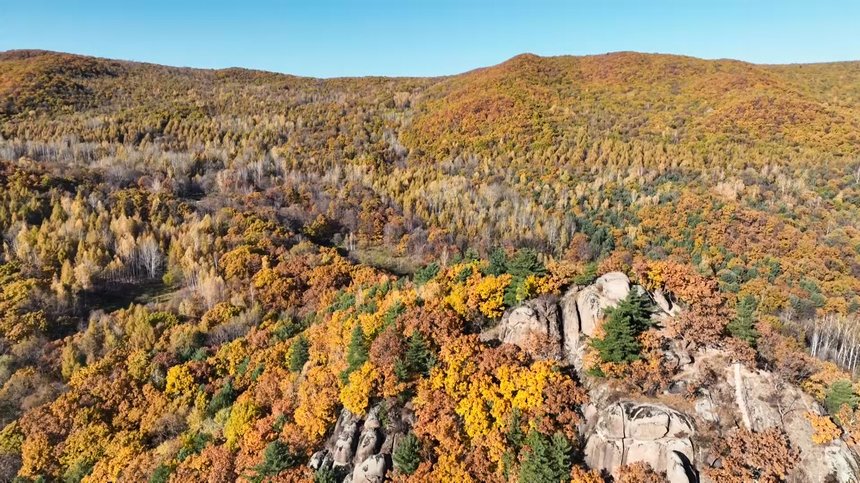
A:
<box><xmin>506</xmin><ymin>248</ymin><xmax>546</xmax><ymax>279</ymax></box>
<box><xmin>393</xmin><ymin>358</ymin><xmax>409</xmax><ymax>382</ymax></box>
<box><xmin>250</xmin><ymin>440</ymin><xmax>300</xmax><ymax>482</ymax></box>
<box><xmin>207</xmin><ymin>379</ymin><xmax>236</xmax><ymax>416</ymax></box>
<box><xmin>825</xmin><ymin>380</ymin><xmax>859</xmax><ymax>415</ymax></box>
<box><xmin>548</xmin><ymin>432</ymin><xmax>573</xmax><ymax>479</ymax></box>
<box><xmin>463</xmin><ymin>247</ymin><xmax>480</xmax><ymax>262</ymax></box>
<box><xmin>149</xmin><ymin>464</ymin><xmax>172</xmax><ymax>483</ymax></box>
<box><xmin>313</xmin><ymin>468</ymin><xmax>336</xmax><ymax>483</ymax></box>
<box><xmin>518</xmin><ymin>430</ymin><xmax>573</xmax><ymax>483</ymax></box>
<box><xmin>289</xmin><ymin>335</ymin><xmax>310</xmax><ymax>372</ymax></box>
<box><xmin>504</xmin><ymin>248</ymin><xmax>546</xmax><ymax>305</ymax></box>
<box><xmin>486</xmin><ymin>247</ymin><xmax>508</xmax><ymax>276</ymax></box>
<box><xmin>591</xmin><ymin>290</ymin><xmax>653</xmax><ymax>364</ymax></box>
<box><xmin>393</xmin><ymin>432</ymin><xmax>422</xmax><ymax>475</ymax></box>
<box><xmin>404</xmin><ymin>331</ymin><xmax>433</xmax><ymax>376</ymax></box>
<box><xmin>341</xmin><ymin>324</ymin><xmax>369</xmax><ymax>383</ymax></box>
<box><xmin>313</xmin><ymin>466</ymin><xmax>348</xmax><ymax>483</ymax></box>
<box><xmin>727</xmin><ymin>295</ymin><xmax>759</xmax><ymax>347</ymax></box>
<box><xmin>413</xmin><ymin>262</ymin><xmax>439</xmax><ymax>285</ymax></box>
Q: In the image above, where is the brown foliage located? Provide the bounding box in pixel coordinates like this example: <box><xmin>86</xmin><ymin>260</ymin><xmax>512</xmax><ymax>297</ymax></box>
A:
<box><xmin>617</xmin><ymin>461</ymin><xmax>667</xmax><ymax>483</ymax></box>
<box><xmin>707</xmin><ymin>428</ymin><xmax>797</xmax><ymax>483</ymax></box>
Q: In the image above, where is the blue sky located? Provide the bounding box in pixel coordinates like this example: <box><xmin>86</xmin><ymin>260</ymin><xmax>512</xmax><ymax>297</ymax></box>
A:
<box><xmin>1</xmin><ymin>1</ymin><xmax>858</xmax><ymax>77</ymax></box>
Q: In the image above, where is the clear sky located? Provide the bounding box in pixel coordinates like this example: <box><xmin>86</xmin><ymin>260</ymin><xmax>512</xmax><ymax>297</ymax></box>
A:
<box><xmin>1</xmin><ymin>0</ymin><xmax>858</xmax><ymax>78</ymax></box>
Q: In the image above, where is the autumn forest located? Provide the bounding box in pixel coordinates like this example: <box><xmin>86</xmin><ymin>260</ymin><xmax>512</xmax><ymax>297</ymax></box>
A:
<box><xmin>1</xmin><ymin>49</ymin><xmax>860</xmax><ymax>482</ymax></box>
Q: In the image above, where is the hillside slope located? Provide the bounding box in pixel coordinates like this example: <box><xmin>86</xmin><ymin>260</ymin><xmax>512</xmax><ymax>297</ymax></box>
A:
<box><xmin>2</xmin><ymin>50</ymin><xmax>860</xmax><ymax>482</ymax></box>
<box><xmin>405</xmin><ymin>52</ymin><xmax>860</xmax><ymax>157</ymax></box>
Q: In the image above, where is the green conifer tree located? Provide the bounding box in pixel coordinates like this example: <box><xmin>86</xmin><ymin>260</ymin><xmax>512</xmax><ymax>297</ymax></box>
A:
<box><xmin>727</xmin><ymin>295</ymin><xmax>759</xmax><ymax>347</ymax></box>
<box><xmin>413</xmin><ymin>262</ymin><xmax>439</xmax><ymax>285</ymax></box>
<box><xmin>504</xmin><ymin>248</ymin><xmax>546</xmax><ymax>305</ymax></box>
<box><xmin>341</xmin><ymin>324</ymin><xmax>369</xmax><ymax>383</ymax></box>
<box><xmin>825</xmin><ymin>380</ymin><xmax>859</xmax><ymax>415</ymax></box>
<box><xmin>591</xmin><ymin>290</ymin><xmax>653</xmax><ymax>364</ymax></box>
<box><xmin>518</xmin><ymin>430</ymin><xmax>572</xmax><ymax>483</ymax></box>
<box><xmin>289</xmin><ymin>335</ymin><xmax>310</xmax><ymax>372</ymax></box>
<box><xmin>250</xmin><ymin>440</ymin><xmax>299</xmax><ymax>482</ymax></box>
<box><xmin>404</xmin><ymin>331</ymin><xmax>433</xmax><ymax>376</ymax></box>
<box><xmin>393</xmin><ymin>432</ymin><xmax>422</xmax><ymax>475</ymax></box>
<box><xmin>486</xmin><ymin>247</ymin><xmax>508</xmax><ymax>276</ymax></box>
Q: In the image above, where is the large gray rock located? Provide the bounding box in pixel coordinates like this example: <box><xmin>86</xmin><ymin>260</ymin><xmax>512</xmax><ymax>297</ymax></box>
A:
<box><xmin>665</xmin><ymin>339</ymin><xmax>694</xmax><ymax>371</ymax></box>
<box><xmin>309</xmin><ymin>449</ymin><xmax>333</xmax><ymax>471</ymax></box>
<box><xmin>654</xmin><ymin>288</ymin><xmax>681</xmax><ymax>316</ymax></box>
<box><xmin>725</xmin><ymin>363</ymin><xmax>860</xmax><ymax>482</ymax></box>
<box><xmin>612</xmin><ymin>348</ymin><xmax>860</xmax><ymax>483</ymax></box>
<box><xmin>627</xmin><ymin>406</ymin><xmax>671</xmax><ymax>440</ymax></box>
<box><xmin>585</xmin><ymin>401</ymin><xmax>696</xmax><ymax>483</ymax></box>
<box><xmin>480</xmin><ymin>295</ymin><xmax>562</xmax><ymax>357</ymax></box>
<box><xmin>318</xmin><ymin>402</ymin><xmax>413</xmax><ymax>479</ymax></box>
<box><xmin>483</xmin><ymin>272</ymin><xmax>638</xmax><ymax>365</ymax></box>
<box><xmin>560</xmin><ymin>286</ymin><xmax>582</xmax><ymax>363</ymax></box>
<box><xmin>332</xmin><ymin>413</ymin><xmax>360</xmax><ymax>466</ymax></box>
<box><xmin>694</xmin><ymin>396</ymin><xmax>718</xmax><ymax>424</ymax></box>
<box><xmin>597</xmin><ymin>272</ymin><xmax>633</xmax><ymax>302</ymax></box>
<box><xmin>351</xmin><ymin>454</ymin><xmax>388</xmax><ymax>483</ymax></box>
<box><xmin>354</xmin><ymin>407</ymin><xmax>382</xmax><ymax>465</ymax></box>
<box><xmin>577</xmin><ymin>272</ymin><xmax>631</xmax><ymax>337</ymax></box>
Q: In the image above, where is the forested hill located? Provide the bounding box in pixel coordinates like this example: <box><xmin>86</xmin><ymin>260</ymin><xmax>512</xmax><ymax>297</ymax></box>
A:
<box><xmin>3</xmin><ymin>49</ymin><xmax>860</xmax><ymax>304</ymax></box>
<box><xmin>3</xmin><ymin>50</ymin><xmax>860</xmax><ymax>482</ymax></box>
<box><xmin>3</xmin><ymin>49</ymin><xmax>860</xmax><ymax>157</ymax></box>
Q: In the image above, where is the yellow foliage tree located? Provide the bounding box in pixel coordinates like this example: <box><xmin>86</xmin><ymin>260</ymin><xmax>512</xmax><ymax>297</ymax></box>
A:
<box><xmin>469</xmin><ymin>274</ymin><xmax>511</xmax><ymax>318</ymax></box>
<box><xmin>19</xmin><ymin>432</ymin><xmax>52</xmax><ymax>478</ymax></box>
<box><xmin>224</xmin><ymin>398</ymin><xmax>259</xmax><ymax>449</ymax></box>
<box><xmin>444</xmin><ymin>282</ymin><xmax>469</xmax><ymax>317</ymax></box>
<box><xmin>340</xmin><ymin>362</ymin><xmax>379</xmax><ymax>415</ymax></box>
<box><xmin>59</xmin><ymin>422</ymin><xmax>109</xmax><ymax>472</ymax></box>
<box><xmin>571</xmin><ymin>465</ymin><xmax>604</xmax><ymax>483</ymax></box>
<box><xmin>802</xmin><ymin>362</ymin><xmax>846</xmax><ymax>401</ymax></box>
<box><xmin>83</xmin><ymin>431</ymin><xmax>145</xmax><ymax>482</ymax></box>
<box><xmin>431</xmin><ymin>453</ymin><xmax>475</xmax><ymax>483</ymax></box>
<box><xmin>294</xmin><ymin>364</ymin><xmax>340</xmax><ymax>444</ymax></box>
<box><xmin>165</xmin><ymin>364</ymin><xmax>195</xmax><ymax>400</ymax></box>
<box><xmin>805</xmin><ymin>412</ymin><xmax>841</xmax><ymax>444</ymax></box>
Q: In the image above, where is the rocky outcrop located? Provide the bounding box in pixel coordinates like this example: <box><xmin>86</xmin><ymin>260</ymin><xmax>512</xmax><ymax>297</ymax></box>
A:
<box><xmin>351</xmin><ymin>454</ymin><xmax>388</xmax><ymax>483</ymax></box>
<box><xmin>584</xmin><ymin>349</ymin><xmax>860</xmax><ymax>483</ymax></box>
<box><xmin>314</xmin><ymin>402</ymin><xmax>413</xmax><ymax>481</ymax></box>
<box><xmin>480</xmin><ymin>295</ymin><xmax>562</xmax><ymax>357</ymax></box>
<box><xmin>576</xmin><ymin>272</ymin><xmax>631</xmax><ymax>336</ymax></box>
<box><xmin>474</xmin><ymin>272</ymin><xmax>860</xmax><ymax>482</ymax></box>
<box><xmin>481</xmin><ymin>272</ymin><xmax>636</xmax><ymax>362</ymax></box>
<box><xmin>560</xmin><ymin>285</ymin><xmax>581</xmax><ymax>362</ymax></box>
<box><xmin>723</xmin><ymin>360</ymin><xmax>859</xmax><ymax>482</ymax></box>
<box><xmin>354</xmin><ymin>406</ymin><xmax>382</xmax><ymax>463</ymax></box>
<box><xmin>331</xmin><ymin>411</ymin><xmax>360</xmax><ymax>467</ymax></box>
<box><xmin>584</xmin><ymin>401</ymin><xmax>697</xmax><ymax>483</ymax></box>
<box><xmin>309</xmin><ymin>448</ymin><xmax>334</xmax><ymax>472</ymax></box>
<box><xmin>653</xmin><ymin>288</ymin><xmax>681</xmax><ymax>316</ymax></box>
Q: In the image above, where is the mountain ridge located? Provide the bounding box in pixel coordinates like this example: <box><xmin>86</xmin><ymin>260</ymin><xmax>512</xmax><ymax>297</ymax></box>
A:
<box><xmin>5</xmin><ymin>48</ymin><xmax>860</xmax><ymax>77</ymax></box>
<box><xmin>4</xmin><ymin>48</ymin><xmax>858</xmax><ymax>158</ymax></box>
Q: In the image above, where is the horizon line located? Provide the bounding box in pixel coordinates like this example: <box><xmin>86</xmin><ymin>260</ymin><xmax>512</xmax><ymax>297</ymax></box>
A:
<box><xmin>3</xmin><ymin>47</ymin><xmax>859</xmax><ymax>80</ymax></box>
